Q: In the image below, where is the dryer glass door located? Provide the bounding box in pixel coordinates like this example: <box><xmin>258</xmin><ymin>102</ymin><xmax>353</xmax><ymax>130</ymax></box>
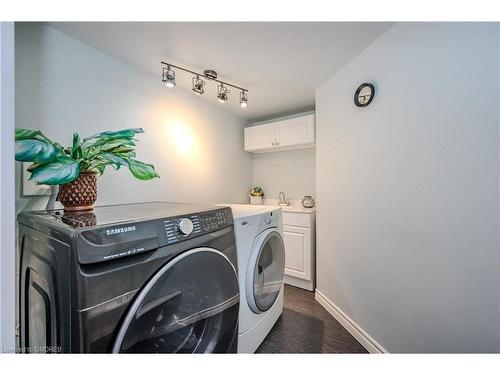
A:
<box><xmin>249</xmin><ymin>230</ymin><xmax>285</xmax><ymax>312</ymax></box>
<box><xmin>112</xmin><ymin>248</ymin><xmax>239</xmax><ymax>353</ymax></box>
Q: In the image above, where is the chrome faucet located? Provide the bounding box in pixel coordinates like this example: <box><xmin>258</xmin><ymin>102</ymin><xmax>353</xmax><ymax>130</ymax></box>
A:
<box><xmin>278</xmin><ymin>191</ymin><xmax>289</xmax><ymax>206</ymax></box>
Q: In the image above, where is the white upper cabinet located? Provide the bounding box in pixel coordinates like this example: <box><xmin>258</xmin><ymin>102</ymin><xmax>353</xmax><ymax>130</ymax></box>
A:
<box><xmin>275</xmin><ymin>114</ymin><xmax>315</xmax><ymax>148</ymax></box>
<box><xmin>244</xmin><ymin>123</ymin><xmax>276</xmax><ymax>151</ymax></box>
<box><xmin>244</xmin><ymin>113</ymin><xmax>315</xmax><ymax>153</ymax></box>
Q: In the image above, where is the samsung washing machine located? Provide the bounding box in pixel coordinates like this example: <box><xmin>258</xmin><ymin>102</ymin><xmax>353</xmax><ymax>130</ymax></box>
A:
<box><xmin>221</xmin><ymin>204</ymin><xmax>285</xmax><ymax>353</ymax></box>
<box><xmin>17</xmin><ymin>202</ymin><xmax>240</xmax><ymax>353</ymax></box>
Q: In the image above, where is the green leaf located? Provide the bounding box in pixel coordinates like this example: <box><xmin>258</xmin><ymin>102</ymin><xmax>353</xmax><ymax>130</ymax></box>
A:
<box><xmin>115</xmin><ymin>150</ymin><xmax>136</xmax><ymax>158</ymax></box>
<box><xmin>85</xmin><ymin>163</ymin><xmax>106</xmax><ymax>175</ymax></box>
<box><xmin>100</xmin><ymin>152</ymin><xmax>129</xmax><ymax>170</ymax></box>
<box><xmin>27</xmin><ymin>163</ymin><xmax>40</xmax><ymax>172</ymax></box>
<box><xmin>71</xmin><ymin>133</ymin><xmax>82</xmax><ymax>159</ymax></box>
<box><xmin>15</xmin><ymin>139</ymin><xmax>58</xmax><ymax>163</ymax></box>
<box><xmin>128</xmin><ymin>159</ymin><xmax>159</xmax><ymax>180</ymax></box>
<box><xmin>83</xmin><ymin>128</ymin><xmax>144</xmax><ymax>143</ymax></box>
<box><xmin>15</xmin><ymin>128</ymin><xmax>66</xmax><ymax>154</ymax></box>
<box><xmin>53</xmin><ymin>142</ymin><xmax>65</xmax><ymax>152</ymax></box>
<box><xmin>99</xmin><ymin>128</ymin><xmax>144</xmax><ymax>139</ymax></box>
<box><xmin>15</xmin><ymin>129</ymin><xmax>43</xmax><ymax>140</ymax></box>
<box><xmin>81</xmin><ymin>159</ymin><xmax>106</xmax><ymax>173</ymax></box>
<box><xmin>81</xmin><ymin>138</ymin><xmax>137</xmax><ymax>161</ymax></box>
<box><xmin>29</xmin><ymin>159</ymin><xmax>80</xmax><ymax>185</ymax></box>
<box><xmin>98</xmin><ymin>138</ymin><xmax>136</xmax><ymax>152</ymax></box>
<box><xmin>94</xmin><ymin>164</ymin><xmax>106</xmax><ymax>174</ymax></box>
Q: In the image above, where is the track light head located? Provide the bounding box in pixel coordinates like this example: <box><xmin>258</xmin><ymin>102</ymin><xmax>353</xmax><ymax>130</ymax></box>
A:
<box><xmin>192</xmin><ymin>75</ymin><xmax>205</xmax><ymax>95</ymax></box>
<box><xmin>217</xmin><ymin>84</ymin><xmax>230</xmax><ymax>103</ymax></box>
<box><xmin>240</xmin><ymin>90</ymin><xmax>248</xmax><ymax>108</ymax></box>
<box><xmin>162</xmin><ymin>66</ymin><xmax>176</xmax><ymax>88</ymax></box>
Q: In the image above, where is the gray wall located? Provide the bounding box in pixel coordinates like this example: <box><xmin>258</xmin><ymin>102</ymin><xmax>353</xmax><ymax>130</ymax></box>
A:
<box><xmin>252</xmin><ymin>148</ymin><xmax>316</xmax><ymax>202</ymax></box>
<box><xmin>15</xmin><ymin>23</ymin><xmax>252</xmax><ymax>212</ymax></box>
<box><xmin>316</xmin><ymin>23</ymin><xmax>500</xmax><ymax>352</ymax></box>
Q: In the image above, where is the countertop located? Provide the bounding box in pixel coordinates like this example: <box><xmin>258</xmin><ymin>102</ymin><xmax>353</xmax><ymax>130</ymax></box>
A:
<box><xmin>262</xmin><ymin>199</ymin><xmax>316</xmax><ymax>214</ymax></box>
<box><xmin>279</xmin><ymin>205</ymin><xmax>316</xmax><ymax>214</ymax></box>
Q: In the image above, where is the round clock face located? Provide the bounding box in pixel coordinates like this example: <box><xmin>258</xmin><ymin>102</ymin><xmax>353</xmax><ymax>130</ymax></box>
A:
<box><xmin>354</xmin><ymin>83</ymin><xmax>375</xmax><ymax>107</ymax></box>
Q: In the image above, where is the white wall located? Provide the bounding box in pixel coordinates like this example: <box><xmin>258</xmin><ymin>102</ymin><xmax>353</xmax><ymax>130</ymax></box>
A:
<box><xmin>251</xmin><ymin>148</ymin><xmax>315</xmax><ymax>202</ymax></box>
<box><xmin>15</xmin><ymin>23</ymin><xmax>252</xmax><ymax>212</ymax></box>
<box><xmin>316</xmin><ymin>23</ymin><xmax>500</xmax><ymax>352</ymax></box>
<box><xmin>0</xmin><ymin>22</ymin><xmax>16</xmax><ymax>352</ymax></box>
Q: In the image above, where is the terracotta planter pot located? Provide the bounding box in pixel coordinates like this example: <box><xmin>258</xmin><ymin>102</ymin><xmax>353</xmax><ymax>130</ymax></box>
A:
<box><xmin>57</xmin><ymin>171</ymin><xmax>98</xmax><ymax>212</ymax></box>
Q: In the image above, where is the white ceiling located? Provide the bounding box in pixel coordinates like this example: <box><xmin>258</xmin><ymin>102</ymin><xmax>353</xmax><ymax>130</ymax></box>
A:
<box><xmin>47</xmin><ymin>22</ymin><xmax>393</xmax><ymax>121</ymax></box>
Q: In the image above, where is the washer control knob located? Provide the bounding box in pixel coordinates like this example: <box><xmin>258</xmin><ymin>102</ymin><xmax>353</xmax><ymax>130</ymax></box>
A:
<box><xmin>177</xmin><ymin>218</ymin><xmax>194</xmax><ymax>236</ymax></box>
<box><xmin>265</xmin><ymin>215</ymin><xmax>272</xmax><ymax>225</ymax></box>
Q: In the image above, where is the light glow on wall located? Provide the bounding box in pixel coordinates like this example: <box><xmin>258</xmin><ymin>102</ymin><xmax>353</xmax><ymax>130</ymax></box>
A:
<box><xmin>169</xmin><ymin>122</ymin><xmax>195</xmax><ymax>155</ymax></box>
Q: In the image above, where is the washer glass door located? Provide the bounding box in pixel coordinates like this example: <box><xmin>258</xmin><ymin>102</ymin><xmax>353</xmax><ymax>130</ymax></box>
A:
<box><xmin>112</xmin><ymin>248</ymin><xmax>239</xmax><ymax>353</ymax></box>
<box><xmin>247</xmin><ymin>230</ymin><xmax>285</xmax><ymax>312</ymax></box>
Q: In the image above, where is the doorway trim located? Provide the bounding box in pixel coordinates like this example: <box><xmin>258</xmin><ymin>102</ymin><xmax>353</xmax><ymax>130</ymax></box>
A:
<box><xmin>0</xmin><ymin>21</ymin><xmax>16</xmax><ymax>352</ymax></box>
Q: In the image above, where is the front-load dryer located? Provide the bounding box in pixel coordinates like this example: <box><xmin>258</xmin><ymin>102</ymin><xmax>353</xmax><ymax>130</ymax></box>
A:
<box><xmin>17</xmin><ymin>202</ymin><xmax>239</xmax><ymax>353</ymax></box>
<box><xmin>222</xmin><ymin>204</ymin><xmax>285</xmax><ymax>353</ymax></box>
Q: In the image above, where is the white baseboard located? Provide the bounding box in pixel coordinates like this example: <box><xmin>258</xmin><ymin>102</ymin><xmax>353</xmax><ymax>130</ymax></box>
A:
<box><xmin>284</xmin><ymin>275</ymin><xmax>314</xmax><ymax>291</ymax></box>
<box><xmin>315</xmin><ymin>289</ymin><xmax>387</xmax><ymax>354</ymax></box>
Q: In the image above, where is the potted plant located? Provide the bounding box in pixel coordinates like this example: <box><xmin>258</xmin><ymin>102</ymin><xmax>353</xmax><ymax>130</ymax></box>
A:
<box><xmin>15</xmin><ymin>128</ymin><xmax>159</xmax><ymax>211</ymax></box>
<box><xmin>249</xmin><ymin>186</ymin><xmax>264</xmax><ymax>205</ymax></box>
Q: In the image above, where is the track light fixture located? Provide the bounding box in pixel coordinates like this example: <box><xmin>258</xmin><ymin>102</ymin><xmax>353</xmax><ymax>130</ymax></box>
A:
<box><xmin>240</xmin><ymin>90</ymin><xmax>248</xmax><ymax>108</ymax></box>
<box><xmin>162</xmin><ymin>65</ymin><xmax>176</xmax><ymax>88</ymax></box>
<box><xmin>192</xmin><ymin>75</ymin><xmax>205</xmax><ymax>95</ymax></box>
<box><xmin>217</xmin><ymin>84</ymin><xmax>230</xmax><ymax>103</ymax></box>
<box><xmin>161</xmin><ymin>61</ymin><xmax>248</xmax><ymax>108</ymax></box>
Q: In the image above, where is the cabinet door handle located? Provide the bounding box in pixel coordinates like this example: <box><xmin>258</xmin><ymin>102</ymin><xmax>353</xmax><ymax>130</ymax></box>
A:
<box><xmin>276</xmin><ymin>142</ymin><xmax>280</xmax><ymax>146</ymax></box>
<box><xmin>272</xmin><ymin>142</ymin><xmax>275</xmax><ymax>146</ymax></box>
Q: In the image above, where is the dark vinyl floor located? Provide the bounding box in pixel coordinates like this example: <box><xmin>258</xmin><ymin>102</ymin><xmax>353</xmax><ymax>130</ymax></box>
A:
<box><xmin>256</xmin><ymin>285</ymin><xmax>368</xmax><ymax>353</ymax></box>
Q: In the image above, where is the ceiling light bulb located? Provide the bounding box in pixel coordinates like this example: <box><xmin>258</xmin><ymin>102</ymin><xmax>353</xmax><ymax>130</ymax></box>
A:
<box><xmin>192</xmin><ymin>75</ymin><xmax>205</xmax><ymax>95</ymax></box>
<box><xmin>240</xmin><ymin>91</ymin><xmax>248</xmax><ymax>108</ymax></box>
<box><xmin>217</xmin><ymin>84</ymin><xmax>229</xmax><ymax>103</ymax></box>
<box><xmin>162</xmin><ymin>66</ymin><xmax>176</xmax><ymax>88</ymax></box>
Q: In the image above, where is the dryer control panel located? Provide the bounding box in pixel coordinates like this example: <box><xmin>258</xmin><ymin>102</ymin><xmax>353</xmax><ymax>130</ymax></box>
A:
<box><xmin>163</xmin><ymin>208</ymin><xmax>231</xmax><ymax>245</ymax></box>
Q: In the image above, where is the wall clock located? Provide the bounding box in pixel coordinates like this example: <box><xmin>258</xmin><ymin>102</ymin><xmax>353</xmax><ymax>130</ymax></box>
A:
<box><xmin>354</xmin><ymin>83</ymin><xmax>375</xmax><ymax>107</ymax></box>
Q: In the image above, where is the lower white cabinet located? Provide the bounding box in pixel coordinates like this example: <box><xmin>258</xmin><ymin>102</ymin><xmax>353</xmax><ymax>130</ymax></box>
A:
<box><xmin>282</xmin><ymin>211</ymin><xmax>315</xmax><ymax>291</ymax></box>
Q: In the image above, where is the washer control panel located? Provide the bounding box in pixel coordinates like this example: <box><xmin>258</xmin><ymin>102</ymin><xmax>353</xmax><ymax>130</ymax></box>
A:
<box><xmin>177</xmin><ymin>218</ymin><xmax>194</xmax><ymax>236</ymax></box>
<box><xmin>201</xmin><ymin>209</ymin><xmax>229</xmax><ymax>231</ymax></box>
<box><xmin>163</xmin><ymin>208</ymin><xmax>231</xmax><ymax>245</ymax></box>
